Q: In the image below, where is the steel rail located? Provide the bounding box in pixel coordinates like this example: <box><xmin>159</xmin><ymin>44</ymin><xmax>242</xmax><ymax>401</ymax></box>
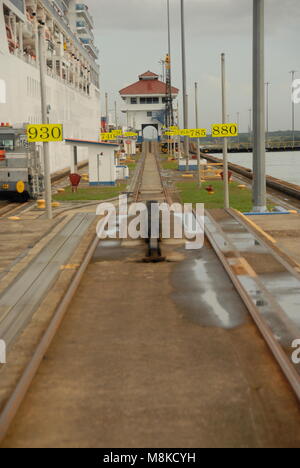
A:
<box><xmin>132</xmin><ymin>142</ymin><xmax>148</xmax><ymax>203</ymax></box>
<box><xmin>0</xmin><ymin>230</ymin><xmax>100</xmax><ymax>443</ymax></box>
<box><xmin>0</xmin><ymin>202</ymin><xmax>31</xmax><ymax>218</ymax></box>
<box><xmin>204</xmin><ymin>209</ymin><xmax>300</xmax><ymax>401</ymax></box>
<box><xmin>153</xmin><ymin>141</ymin><xmax>173</xmax><ymax>205</ymax></box>
<box><xmin>0</xmin><ymin>143</ymin><xmax>151</xmax><ymax>441</ymax></box>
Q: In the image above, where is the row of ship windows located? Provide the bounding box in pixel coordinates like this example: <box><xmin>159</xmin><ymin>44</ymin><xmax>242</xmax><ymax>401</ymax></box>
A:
<box><xmin>27</xmin><ymin>77</ymin><xmax>40</xmax><ymax>99</ymax></box>
<box><xmin>26</xmin><ymin>77</ymin><xmax>78</xmax><ymax>105</ymax></box>
<box><xmin>129</xmin><ymin>97</ymin><xmax>167</xmax><ymax>105</ymax></box>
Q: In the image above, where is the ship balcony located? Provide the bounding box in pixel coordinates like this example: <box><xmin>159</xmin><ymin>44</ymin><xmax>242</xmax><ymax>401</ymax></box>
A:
<box><xmin>76</xmin><ymin>4</ymin><xmax>94</xmax><ymax>29</ymax></box>
<box><xmin>80</xmin><ymin>38</ymin><xmax>99</xmax><ymax>59</ymax></box>
<box><xmin>77</xmin><ymin>25</ymin><xmax>94</xmax><ymax>41</ymax></box>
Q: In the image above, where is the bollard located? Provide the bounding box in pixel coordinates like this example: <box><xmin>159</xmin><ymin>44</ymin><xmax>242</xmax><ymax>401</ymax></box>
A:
<box><xmin>37</xmin><ymin>199</ymin><xmax>46</xmax><ymax>209</ymax></box>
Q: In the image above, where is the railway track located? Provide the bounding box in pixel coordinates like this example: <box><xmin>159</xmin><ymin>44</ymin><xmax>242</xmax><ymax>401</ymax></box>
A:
<box><xmin>0</xmin><ymin>201</ymin><xmax>31</xmax><ymax>218</ymax></box>
<box><xmin>0</xmin><ymin>141</ymin><xmax>170</xmax><ymax>441</ymax></box>
<box><xmin>0</xmin><ymin>164</ymin><xmax>89</xmax><ymax>219</ymax></box>
<box><xmin>1</xmin><ymin>141</ymin><xmax>299</xmax><ymax>446</ymax></box>
<box><xmin>204</xmin><ymin>208</ymin><xmax>300</xmax><ymax>399</ymax></box>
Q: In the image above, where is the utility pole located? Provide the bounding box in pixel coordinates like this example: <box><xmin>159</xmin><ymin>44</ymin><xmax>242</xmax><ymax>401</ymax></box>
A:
<box><xmin>265</xmin><ymin>81</ymin><xmax>270</xmax><ymax>148</ymax></box>
<box><xmin>290</xmin><ymin>70</ymin><xmax>297</xmax><ymax>148</ymax></box>
<box><xmin>38</xmin><ymin>24</ymin><xmax>52</xmax><ymax>220</ymax></box>
<box><xmin>194</xmin><ymin>82</ymin><xmax>201</xmax><ymax>188</ymax></box>
<box><xmin>105</xmin><ymin>92</ymin><xmax>109</xmax><ymax>131</ymax></box>
<box><xmin>221</xmin><ymin>53</ymin><xmax>229</xmax><ymax>209</ymax></box>
<box><xmin>180</xmin><ymin>0</ymin><xmax>189</xmax><ymax>169</ymax></box>
<box><xmin>253</xmin><ymin>0</ymin><xmax>266</xmax><ymax>212</ymax></box>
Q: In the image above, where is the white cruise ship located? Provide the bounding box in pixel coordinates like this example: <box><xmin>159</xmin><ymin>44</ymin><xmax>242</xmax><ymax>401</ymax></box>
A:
<box><xmin>0</xmin><ymin>0</ymin><xmax>100</xmax><ymax>173</ymax></box>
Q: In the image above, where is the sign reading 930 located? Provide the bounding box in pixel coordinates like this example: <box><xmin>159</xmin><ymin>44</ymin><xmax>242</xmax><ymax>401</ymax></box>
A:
<box><xmin>27</xmin><ymin>124</ymin><xmax>63</xmax><ymax>143</ymax></box>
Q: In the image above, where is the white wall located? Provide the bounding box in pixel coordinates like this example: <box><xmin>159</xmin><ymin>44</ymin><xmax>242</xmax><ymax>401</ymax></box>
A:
<box><xmin>0</xmin><ymin>37</ymin><xmax>100</xmax><ymax>173</ymax></box>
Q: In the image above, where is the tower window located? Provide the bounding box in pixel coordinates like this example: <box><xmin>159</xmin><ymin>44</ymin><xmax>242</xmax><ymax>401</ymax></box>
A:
<box><xmin>131</xmin><ymin>98</ymin><xmax>137</xmax><ymax>104</ymax></box>
<box><xmin>147</xmin><ymin>112</ymin><xmax>153</xmax><ymax>117</ymax></box>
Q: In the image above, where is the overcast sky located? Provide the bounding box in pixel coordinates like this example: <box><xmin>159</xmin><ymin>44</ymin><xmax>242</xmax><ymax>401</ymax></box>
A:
<box><xmin>86</xmin><ymin>0</ymin><xmax>300</xmax><ymax>132</ymax></box>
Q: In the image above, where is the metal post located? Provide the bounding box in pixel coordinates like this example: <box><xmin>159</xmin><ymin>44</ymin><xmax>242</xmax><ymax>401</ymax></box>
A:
<box><xmin>221</xmin><ymin>53</ymin><xmax>229</xmax><ymax>209</ymax></box>
<box><xmin>253</xmin><ymin>0</ymin><xmax>267</xmax><ymax>212</ymax></box>
<box><xmin>105</xmin><ymin>92</ymin><xmax>109</xmax><ymax>131</ymax></box>
<box><xmin>194</xmin><ymin>82</ymin><xmax>201</xmax><ymax>188</ymax></box>
<box><xmin>73</xmin><ymin>146</ymin><xmax>78</xmax><ymax>173</ymax></box>
<box><xmin>265</xmin><ymin>81</ymin><xmax>270</xmax><ymax>148</ymax></box>
<box><xmin>249</xmin><ymin>108</ymin><xmax>252</xmax><ymax>147</ymax></box>
<box><xmin>159</xmin><ymin>59</ymin><xmax>165</xmax><ymax>82</ymax></box>
<box><xmin>167</xmin><ymin>0</ymin><xmax>174</xmax><ymax>130</ymax></box>
<box><xmin>38</xmin><ymin>25</ymin><xmax>52</xmax><ymax>220</ymax></box>
<box><xmin>114</xmin><ymin>100</ymin><xmax>118</xmax><ymax>129</ymax></box>
<box><xmin>237</xmin><ymin>112</ymin><xmax>240</xmax><ymax>148</ymax></box>
<box><xmin>290</xmin><ymin>70</ymin><xmax>297</xmax><ymax>148</ymax></box>
<box><xmin>180</xmin><ymin>0</ymin><xmax>189</xmax><ymax>169</ymax></box>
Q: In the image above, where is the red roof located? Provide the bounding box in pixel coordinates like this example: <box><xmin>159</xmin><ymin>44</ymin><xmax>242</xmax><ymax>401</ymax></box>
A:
<box><xmin>119</xmin><ymin>74</ymin><xmax>179</xmax><ymax>96</ymax></box>
<box><xmin>139</xmin><ymin>71</ymin><xmax>159</xmax><ymax>78</ymax></box>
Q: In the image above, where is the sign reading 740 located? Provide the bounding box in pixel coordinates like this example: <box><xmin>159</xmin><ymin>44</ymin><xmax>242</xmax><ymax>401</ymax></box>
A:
<box><xmin>27</xmin><ymin>124</ymin><xmax>63</xmax><ymax>142</ymax></box>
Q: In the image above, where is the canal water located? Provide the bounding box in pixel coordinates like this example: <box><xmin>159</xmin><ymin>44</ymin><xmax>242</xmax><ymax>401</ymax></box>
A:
<box><xmin>227</xmin><ymin>151</ymin><xmax>300</xmax><ymax>186</ymax></box>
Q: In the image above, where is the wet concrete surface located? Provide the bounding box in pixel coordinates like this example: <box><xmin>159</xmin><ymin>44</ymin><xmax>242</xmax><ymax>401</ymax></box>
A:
<box><xmin>2</xmin><ymin>238</ymin><xmax>300</xmax><ymax>448</ymax></box>
<box><xmin>171</xmin><ymin>243</ymin><xmax>248</xmax><ymax>329</ymax></box>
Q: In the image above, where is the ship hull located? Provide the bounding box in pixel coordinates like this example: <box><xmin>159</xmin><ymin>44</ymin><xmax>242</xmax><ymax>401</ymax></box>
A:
<box><xmin>0</xmin><ymin>0</ymin><xmax>100</xmax><ymax>174</ymax></box>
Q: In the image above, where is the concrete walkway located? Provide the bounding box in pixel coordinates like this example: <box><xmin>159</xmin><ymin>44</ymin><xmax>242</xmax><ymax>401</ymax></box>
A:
<box><xmin>2</xmin><ymin>240</ymin><xmax>300</xmax><ymax>448</ymax></box>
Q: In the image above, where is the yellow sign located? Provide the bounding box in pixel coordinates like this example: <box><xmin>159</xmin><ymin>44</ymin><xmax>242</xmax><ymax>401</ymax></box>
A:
<box><xmin>170</xmin><ymin>126</ymin><xmax>179</xmax><ymax>131</ymax></box>
<box><xmin>188</xmin><ymin>129</ymin><xmax>207</xmax><ymax>138</ymax></box>
<box><xmin>16</xmin><ymin>180</ymin><xmax>25</xmax><ymax>193</ymax></box>
<box><xmin>164</xmin><ymin>131</ymin><xmax>176</xmax><ymax>136</ymax></box>
<box><xmin>124</xmin><ymin>132</ymin><xmax>138</xmax><ymax>137</ymax></box>
<box><xmin>27</xmin><ymin>124</ymin><xmax>63</xmax><ymax>143</ymax></box>
<box><xmin>212</xmin><ymin>123</ymin><xmax>238</xmax><ymax>138</ymax></box>
<box><xmin>111</xmin><ymin>130</ymin><xmax>122</xmax><ymax>136</ymax></box>
<box><xmin>101</xmin><ymin>132</ymin><xmax>116</xmax><ymax>141</ymax></box>
<box><xmin>178</xmin><ymin>129</ymin><xmax>191</xmax><ymax>136</ymax></box>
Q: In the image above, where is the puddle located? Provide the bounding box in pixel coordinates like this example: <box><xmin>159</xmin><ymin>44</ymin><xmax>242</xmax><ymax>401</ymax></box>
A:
<box><xmin>99</xmin><ymin>240</ymin><xmax>121</xmax><ymax>248</ymax></box>
<box><xmin>171</xmin><ymin>246</ymin><xmax>248</xmax><ymax>329</ymax></box>
<box><xmin>92</xmin><ymin>240</ymin><xmax>144</xmax><ymax>262</ymax></box>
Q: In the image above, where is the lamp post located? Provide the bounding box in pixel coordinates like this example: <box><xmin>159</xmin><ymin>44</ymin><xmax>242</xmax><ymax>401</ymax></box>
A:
<box><xmin>265</xmin><ymin>81</ymin><xmax>270</xmax><ymax>148</ymax></box>
<box><xmin>194</xmin><ymin>82</ymin><xmax>201</xmax><ymax>188</ymax></box>
<box><xmin>237</xmin><ymin>112</ymin><xmax>240</xmax><ymax>148</ymax></box>
<box><xmin>180</xmin><ymin>0</ymin><xmax>189</xmax><ymax>169</ymax></box>
<box><xmin>221</xmin><ymin>53</ymin><xmax>229</xmax><ymax>209</ymax></box>
<box><xmin>253</xmin><ymin>0</ymin><xmax>267</xmax><ymax>212</ymax></box>
<box><xmin>290</xmin><ymin>70</ymin><xmax>297</xmax><ymax>148</ymax></box>
<box><xmin>38</xmin><ymin>24</ymin><xmax>52</xmax><ymax>220</ymax></box>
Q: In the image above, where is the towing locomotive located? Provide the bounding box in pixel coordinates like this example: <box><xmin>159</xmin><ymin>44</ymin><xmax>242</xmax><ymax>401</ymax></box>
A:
<box><xmin>0</xmin><ymin>126</ymin><xmax>44</xmax><ymax>201</ymax></box>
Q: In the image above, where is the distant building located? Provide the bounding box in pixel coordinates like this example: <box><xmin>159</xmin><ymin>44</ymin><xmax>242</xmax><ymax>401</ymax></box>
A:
<box><xmin>119</xmin><ymin>71</ymin><xmax>179</xmax><ymax>138</ymax></box>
